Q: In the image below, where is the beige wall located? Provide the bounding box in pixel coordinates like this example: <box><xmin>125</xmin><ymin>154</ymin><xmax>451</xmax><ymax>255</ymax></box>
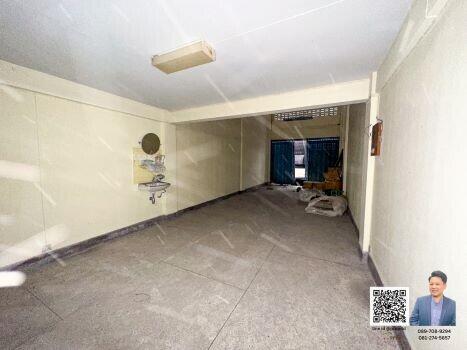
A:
<box><xmin>346</xmin><ymin>103</ymin><xmax>366</xmax><ymax>233</ymax></box>
<box><xmin>35</xmin><ymin>95</ymin><xmax>167</xmax><ymax>250</ymax></box>
<box><xmin>0</xmin><ymin>88</ymin><xmax>45</xmax><ymax>264</ymax></box>
<box><xmin>161</xmin><ymin>123</ymin><xmax>178</xmax><ymax>215</ymax></box>
<box><xmin>0</xmin><ymin>83</ymin><xmax>173</xmax><ymax>268</ymax></box>
<box><xmin>176</xmin><ymin>119</ymin><xmax>242</xmax><ymax>210</ymax></box>
<box><xmin>372</xmin><ymin>0</ymin><xmax>466</xmax><ymax>348</ymax></box>
<box><xmin>1</xmin><ymin>61</ymin><xmax>273</xmax><ymax>267</ymax></box>
<box><xmin>0</xmin><ymin>60</ymin><xmax>169</xmax><ymax>122</ymax></box>
<box><xmin>271</xmin><ymin>115</ymin><xmax>340</xmax><ymax>140</ymax></box>
<box><xmin>176</xmin><ymin>115</ymin><xmax>271</xmax><ymax>210</ymax></box>
<box><xmin>241</xmin><ymin>116</ymin><xmax>270</xmax><ymax>190</ymax></box>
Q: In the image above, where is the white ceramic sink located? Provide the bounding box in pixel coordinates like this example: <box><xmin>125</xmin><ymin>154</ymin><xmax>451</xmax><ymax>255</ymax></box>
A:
<box><xmin>138</xmin><ymin>181</ymin><xmax>170</xmax><ymax>193</ymax></box>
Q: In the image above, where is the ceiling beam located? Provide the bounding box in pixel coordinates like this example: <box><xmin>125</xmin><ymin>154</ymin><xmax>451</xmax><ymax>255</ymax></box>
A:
<box><xmin>171</xmin><ymin>79</ymin><xmax>370</xmax><ymax>123</ymax></box>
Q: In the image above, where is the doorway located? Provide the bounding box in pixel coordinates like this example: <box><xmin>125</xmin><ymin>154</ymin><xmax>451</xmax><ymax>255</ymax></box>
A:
<box><xmin>305</xmin><ymin>137</ymin><xmax>340</xmax><ymax>182</ymax></box>
<box><xmin>294</xmin><ymin>140</ymin><xmax>306</xmax><ymax>180</ymax></box>
<box><xmin>270</xmin><ymin>137</ymin><xmax>340</xmax><ymax>184</ymax></box>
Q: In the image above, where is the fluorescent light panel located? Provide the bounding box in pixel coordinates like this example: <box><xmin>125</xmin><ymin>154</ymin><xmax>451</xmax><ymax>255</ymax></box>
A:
<box><xmin>152</xmin><ymin>40</ymin><xmax>216</xmax><ymax>74</ymax></box>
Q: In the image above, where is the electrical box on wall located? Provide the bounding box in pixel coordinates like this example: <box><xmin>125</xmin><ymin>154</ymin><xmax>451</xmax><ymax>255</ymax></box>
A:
<box><xmin>371</xmin><ymin>121</ymin><xmax>383</xmax><ymax>156</ymax></box>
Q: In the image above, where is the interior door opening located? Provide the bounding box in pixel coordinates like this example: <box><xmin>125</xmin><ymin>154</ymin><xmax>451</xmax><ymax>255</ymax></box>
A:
<box><xmin>270</xmin><ymin>137</ymin><xmax>340</xmax><ymax>185</ymax></box>
<box><xmin>294</xmin><ymin>140</ymin><xmax>306</xmax><ymax>180</ymax></box>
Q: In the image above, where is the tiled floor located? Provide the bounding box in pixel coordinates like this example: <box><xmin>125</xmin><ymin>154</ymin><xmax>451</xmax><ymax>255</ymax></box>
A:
<box><xmin>1</xmin><ymin>187</ymin><xmax>400</xmax><ymax>349</ymax></box>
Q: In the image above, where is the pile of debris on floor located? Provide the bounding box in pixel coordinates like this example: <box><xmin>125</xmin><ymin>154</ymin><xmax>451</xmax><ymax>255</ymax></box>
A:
<box><xmin>298</xmin><ymin>167</ymin><xmax>347</xmax><ymax>217</ymax></box>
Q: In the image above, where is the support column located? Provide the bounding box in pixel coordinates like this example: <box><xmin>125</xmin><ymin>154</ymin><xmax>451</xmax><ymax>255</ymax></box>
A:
<box><xmin>342</xmin><ymin>106</ymin><xmax>350</xmax><ymax>194</ymax></box>
<box><xmin>360</xmin><ymin>72</ymin><xmax>379</xmax><ymax>254</ymax></box>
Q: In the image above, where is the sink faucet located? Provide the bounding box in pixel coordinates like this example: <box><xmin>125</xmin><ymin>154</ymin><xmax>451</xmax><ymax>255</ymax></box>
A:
<box><xmin>153</xmin><ymin>174</ymin><xmax>165</xmax><ymax>182</ymax></box>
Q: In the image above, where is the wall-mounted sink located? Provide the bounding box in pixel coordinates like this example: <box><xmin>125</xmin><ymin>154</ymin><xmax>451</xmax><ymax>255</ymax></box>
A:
<box><xmin>138</xmin><ymin>180</ymin><xmax>170</xmax><ymax>204</ymax></box>
<box><xmin>138</xmin><ymin>181</ymin><xmax>170</xmax><ymax>193</ymax></box>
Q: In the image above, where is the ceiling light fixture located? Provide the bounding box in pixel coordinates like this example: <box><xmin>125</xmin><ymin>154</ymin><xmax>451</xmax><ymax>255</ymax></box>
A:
<box><xmin>152</xmin><ymin>40</ymin><xmax>216</xmax><ymax>74</ymax></box>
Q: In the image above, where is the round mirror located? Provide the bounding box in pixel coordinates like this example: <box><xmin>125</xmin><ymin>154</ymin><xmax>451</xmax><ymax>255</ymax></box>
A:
<box><xmin>141</xmin><ymin>133</ymin><xmax>160</xmax><ymax>155</ymax></box>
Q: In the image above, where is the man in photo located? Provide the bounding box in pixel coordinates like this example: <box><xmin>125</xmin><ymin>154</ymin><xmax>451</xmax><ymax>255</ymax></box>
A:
<box><xmin>410</xmin><ymin>270</ymin><xmax>456</xmax><ymax>326</ymax></box>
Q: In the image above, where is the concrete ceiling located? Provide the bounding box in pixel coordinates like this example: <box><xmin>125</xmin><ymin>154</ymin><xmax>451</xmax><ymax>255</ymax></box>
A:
<box><xmin>0</xmin><ymin>0</ymin><xmax>412</xmax><ymax>111</ymax></box>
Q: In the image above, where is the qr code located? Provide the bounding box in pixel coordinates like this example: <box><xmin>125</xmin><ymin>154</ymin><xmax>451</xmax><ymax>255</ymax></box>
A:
<box><xmin>370</xmin><ymin>287</ymin><xmax>409</xmax><ymax>326</ymax></box>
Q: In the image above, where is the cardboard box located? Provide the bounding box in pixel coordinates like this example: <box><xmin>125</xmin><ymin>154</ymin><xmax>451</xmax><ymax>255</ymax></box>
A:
<box><xmin>303</xmin><ymin>181</ymin><xmax>326</xmax><ymax>191</ymax></box>
<box><xmin>303</xmin><ymin>180</ymin><xmax>342</xmax><ymax>191</ymax></box>
<box><xmin>324</xmin><ymin>180</ymin><xmax>342</xmax><ymax>191</ymax></box>
<box><xmin>323</xmin><ymin>167</ymin><xmax>341</xmax><ymax>181</ymax></box>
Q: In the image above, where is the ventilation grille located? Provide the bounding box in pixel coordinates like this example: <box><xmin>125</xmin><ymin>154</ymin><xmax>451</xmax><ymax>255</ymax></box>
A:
<box><xmin>274</xmin><ymin>106</ymin><xmax>339</xmax><ymax>121</ymax></box>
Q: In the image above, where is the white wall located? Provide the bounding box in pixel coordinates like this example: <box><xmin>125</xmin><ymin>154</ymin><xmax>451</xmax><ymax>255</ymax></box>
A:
<box><xmin>372</xmin><ymin>0</ymin><xmax>467</xmax><ymax>348</ymax></box>
<box><xmin>376</xmin><ymin>0</ymin><xmax>450</xmax><ymax>92</ymax></box>
<box><xmin>0</xmin><ymin>64</ymin><xmax>174</xmax><ymax>268</ymax></box>
<box><xmin>346</xmin><ymin>103</ymin><xmax>367</xmax><ymax>233</ymax></box>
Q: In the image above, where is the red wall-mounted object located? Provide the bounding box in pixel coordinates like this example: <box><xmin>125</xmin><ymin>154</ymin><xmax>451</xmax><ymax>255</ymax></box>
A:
<box><xmin>371</xmin><ymin>121</ymin><xmax>383</xmax><ymax>156</ymax></box>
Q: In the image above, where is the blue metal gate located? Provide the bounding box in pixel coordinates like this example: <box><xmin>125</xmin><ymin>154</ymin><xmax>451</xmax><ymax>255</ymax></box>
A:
<box><xmin>270</xmin><ymin>140</ymin><xmax>295</xmax><ymax>184</ymax></box>
<box><xmin>305</xmin><ymin>137</ymin><xmax>340</xmax><ymax>182</ymax></box>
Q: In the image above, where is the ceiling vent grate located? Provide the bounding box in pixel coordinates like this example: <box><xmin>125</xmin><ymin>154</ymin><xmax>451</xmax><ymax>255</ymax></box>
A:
<box><xmin>274</xmin><ymin>106</ymin><xmax>339</xmax><ymax>121</ymax></box>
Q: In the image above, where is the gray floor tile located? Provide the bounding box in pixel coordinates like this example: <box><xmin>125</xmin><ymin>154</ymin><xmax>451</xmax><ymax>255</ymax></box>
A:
<box><xmin>17</xmin><ymin>263</ymin><xmax>243</xmax><ymax>350</ymax></box>
<box><xmin>4</xmin><ymin>188</ymin><xmax>398</xmax><ymax>349</ymax></box>
<box><xmin>164</xmin><ymin>209</ymin><xmax>234</xmax><ymax>234</ymax></box>
<box><xmin>269</xmin><ymin>222</ymin><xmax>364</xmax><ymax>268</ymax></box>
<box><xmin>0</xmin><ymin>287</ymin><xmax>60</xmax><ymax>350</ymax></box>
<box><xmin>22</xmin><ymin>225</ymin><xmax>204</xmax><ymax>319</ymax></box>
<box><xmin>210</xmin><ymin>248</ymin><xmax>399</xmax><ymax>350</ymax></box>
<box><xmin>165</xmin><ymin>222</ymin><xmax>274</xmax><ymax>289</ymax></box>
<box><xmin>23</xmin><ymin>254</ymin><xmax>143</xmax><ymax>319</ymax></box>
<box><xmin>91</xmin><ymin>223</ymin><xmax>206</xmax><ymax>262</ymax></box>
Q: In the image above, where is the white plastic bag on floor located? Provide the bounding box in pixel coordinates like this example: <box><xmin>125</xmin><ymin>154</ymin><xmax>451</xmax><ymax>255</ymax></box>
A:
<box><xmin>305</xmin><ymin>196</ymin><xmax>347</xmax><ymax>217</ymax></box>
<box><xmin>298</xmin><ymin>189</ymin><xmax>323</xmax><ymax>202</ymax></box>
